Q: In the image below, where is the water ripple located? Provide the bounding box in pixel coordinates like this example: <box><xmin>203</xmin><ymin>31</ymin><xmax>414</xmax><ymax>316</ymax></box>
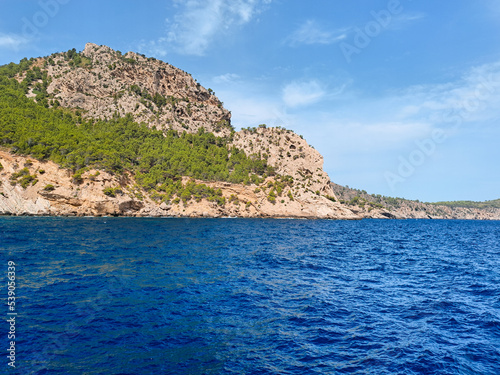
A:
<box><xmin>1</xmin><ymin>218</ymin><xmax>499</xmax><ymax>374</ymax></box>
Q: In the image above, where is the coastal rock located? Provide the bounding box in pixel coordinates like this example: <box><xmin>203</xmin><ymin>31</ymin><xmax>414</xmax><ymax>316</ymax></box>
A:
<box><xmin>0</xmin><ymin>151</ymin><xmax>359</xmax><ymax>219</ymax></box>
<box><xmin>231</xmin><ymin>127</ymin><xmax>337</xmax><ymax>200</ymax></box>
<box><xmin>39</xmin><ymin>43</ymin><xmax>232</xmax><ymax>137</ymax></box>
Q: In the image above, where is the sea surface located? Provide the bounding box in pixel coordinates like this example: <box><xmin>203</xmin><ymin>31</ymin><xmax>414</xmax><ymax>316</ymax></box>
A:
<box><xmin>1</xmin><ymin>218</ymin><xmax>499</xmax><ymax>374</ymax></box>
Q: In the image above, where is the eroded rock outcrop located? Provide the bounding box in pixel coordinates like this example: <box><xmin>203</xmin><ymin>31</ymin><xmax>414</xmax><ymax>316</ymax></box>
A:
<box><xmin>2</xmin><ymin>43</ymin><xmax>359</xmax><ymax>219</ymax></box>
<box><xmin>25</xmin><ymin>43</ymin><xmax>232</xmax><ymax>136</ymax></box>
<box><xmin>231</xmin><ymin>127</ymin><xmax>336</xmax><ymax>199</ymax></box>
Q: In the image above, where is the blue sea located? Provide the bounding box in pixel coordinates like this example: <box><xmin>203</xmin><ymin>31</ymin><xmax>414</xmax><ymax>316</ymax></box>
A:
<box><xmin>1</xmin><ymin>218</ymin><xmax>499</xmax><ymax>374</ymax></box>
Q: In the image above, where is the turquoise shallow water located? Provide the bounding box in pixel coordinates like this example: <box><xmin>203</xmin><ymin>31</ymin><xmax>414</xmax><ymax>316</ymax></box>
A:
<box><xmin>1</xmin><ymin>217</ymin><xmax>499</xmax><ymax>374</ymax></box>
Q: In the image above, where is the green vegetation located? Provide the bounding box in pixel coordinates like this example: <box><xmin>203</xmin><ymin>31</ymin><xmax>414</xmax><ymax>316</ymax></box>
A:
<box><xmin>10</xmin><ymin>167</ymin><xmax>37</xmax><ymax>189</ymax></box>
<box><xmin>267</xmin><ymin>189</ymin><xmax>276</xmax><ymax>204</ymax></box>
<box><xmin>72</xmin><ymin>169</ymin><xmax>85</xmax><ymax>184</ymax></box>
<box><xmin>228</xmin><ymin>194</ymin><xmax>239</xmax><ymax>205</ymax></box>
<box><xmin>66</xmin><ymin>48</ymin><xmax>92</xmax><ymax>68</ymax></box>
<box><xmin>0</xmin><ymin>57</ymin><xmax>34</xmax><ymax>79</ymax></box>
<box><xmin>0</xmin><ymin>61</ymin><xmax>274</xmax><ymax>204</ymax></box>
<box><xmin>103</xmin><ymin>187</ymin><xmax>123</xmax><ymax>197</ymax></box>
<box><xmin>88</xmin><ymin>171</ymin><xmax>100</xmax><ymax>180</ymax></box>
<box><xmin>332</xmin><ymin>184</ymin><xmax>405</xmax><ymax>210</ymax></box>
<box><xmin>43</xmin><ymin>184</ymin><xmax>55</xmax><ymax>191</ymax></box>
<box><xmin>129</xmin><ymin>84</ymin><xmax>177</xmax><ymax>110</ymax></box>
<box><xmin>180</xmin><ymin>181</ymin><xmax>225</xmax><ymax>205</ymax></box>
<box><xmin>10</xmin><ymin>168</ymin><xmax>30</xmax><ymax>180</ymax></box>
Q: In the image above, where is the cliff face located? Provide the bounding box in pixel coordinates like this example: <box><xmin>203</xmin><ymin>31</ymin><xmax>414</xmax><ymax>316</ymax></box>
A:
<box><xmin>27</xmin><ymin>43</ymin><xmax>232</xmax><ymax>136</ymax></box>
<box><xmin>231</xmin><ymin>127</ymin><xmax>335</xmax><ymax>198</ymax></box>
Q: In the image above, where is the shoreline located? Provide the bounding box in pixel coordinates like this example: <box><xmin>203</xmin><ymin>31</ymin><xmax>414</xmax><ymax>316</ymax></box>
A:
<box><xmin>1</xmin><ymin>213</ymin><xmax>499</xmax><ymax>221</ymax></box>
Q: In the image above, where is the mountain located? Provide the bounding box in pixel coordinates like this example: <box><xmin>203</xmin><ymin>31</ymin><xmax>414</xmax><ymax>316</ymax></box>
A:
<box><xmin>0</xmin><ymin>43</ymin><xmax>356</xmax><ymax>218</ymax></box>
<box><xmin>0</xmin><ymin>43</ymin><xmax>498</xmax><ymax>220</ymax></box>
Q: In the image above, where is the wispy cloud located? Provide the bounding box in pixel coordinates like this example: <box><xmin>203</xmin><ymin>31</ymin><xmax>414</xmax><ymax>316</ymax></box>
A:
<box><xmin>213</xmin><ymin>75</ymin><xmax>349</xmax><ymax>127</ymax></box>
<box><xmin>286</xmin><ymin>20</ymin><xmax>347</xmax><ymax>46</ymax></box>
<box><xmin>213</xmin><ymin>73</ymin><xmax>240</xmax><ymax>84</ymax></box>
<box><xmin>0</xmin><ymin>33</ymin><xmax>28</xmax><ymax>49</ymax></box>
<box><xmin>272</xmin><ymin>64</ymin><xmax>500</xmax><ymax>198</ymax></box>
<box><xmin>209</xmin><ymin>74</ymin><xmax>287</xmax><ymax>128</ymax></box>
<box><xmin>213</xmin><ymin>60</ymin><xmax>500</xmax><ymax>154</ymax></box>
<box><xmin>151</xmin><ymin>0</ymin><xmax>272</xmax><ymax>56</ymax></box>
<box><xmin>282</xmin><ymin>80</ymin><xmax>327</xmax><ymax>108</ymax></box>
<box><xmin>386</xmin><ymin>12</ymin><xmax>426</xmax><ymax>30</ymax></box>
<box><xmin>225</xmin><ymin>94</ymin><xmax>286</xmax><ymax>127</ymax></box>
<box><xmin>282</xmin><ymin>77</ymin><xmax>350</xmax><ymax>108</ymax></box>
<box><xmin>310</xmin><ymin>60</ymin><xmax>500</xmax><ymax>141</ymax></box>
<box><xmin>392</xmin><ymin>61</ymin><xmax>500</xmax><ymax>127</ymax></box>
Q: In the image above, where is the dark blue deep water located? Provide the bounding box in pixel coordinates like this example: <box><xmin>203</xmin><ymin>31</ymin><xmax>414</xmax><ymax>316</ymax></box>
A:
<box><xmin>1</xmin><ymin>218</ymin><xmax>500</xmax><ymax>374</ymax></box>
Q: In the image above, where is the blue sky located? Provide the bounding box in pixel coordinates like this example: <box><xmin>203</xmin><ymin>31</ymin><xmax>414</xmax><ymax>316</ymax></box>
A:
<box><xmin>1</xmin><ymin>0</ymin><xmax>499</xmax><ymax>202</ymax></box>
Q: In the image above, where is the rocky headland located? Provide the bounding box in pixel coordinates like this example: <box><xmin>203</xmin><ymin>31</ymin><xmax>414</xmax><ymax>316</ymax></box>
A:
<box><xmin>0</xmin><ymin>43</ymin><xmax>498</xmax><ymax>220</ymax></box>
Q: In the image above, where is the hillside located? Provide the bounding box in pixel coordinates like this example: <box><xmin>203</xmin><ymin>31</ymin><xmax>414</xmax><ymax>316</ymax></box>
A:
<box><xmin>0</xmin><ymin>43</ymin><xmax>357</xmax><ymax>219</ymax></box>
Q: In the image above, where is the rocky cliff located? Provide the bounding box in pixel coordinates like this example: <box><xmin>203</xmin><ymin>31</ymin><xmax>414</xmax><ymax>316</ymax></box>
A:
<box><xmin>25</xmin><ymin>43</ymin><xmax>232</xmax><ymax>136</ymax></box>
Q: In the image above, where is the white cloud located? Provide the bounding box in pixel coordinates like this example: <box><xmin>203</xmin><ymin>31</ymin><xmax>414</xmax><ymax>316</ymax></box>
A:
<box><xmin>0</xmin><ymin>33</ymin><xmax>28</xmax><ymax>49</ymax></box>
<box><xmin>386</xmin><ymin>12</ymin><xmax>426</xmax><ymax>30</ymax></box>
<box><xmin>393</xmin><ymin>61</ymin><xmax>500</xmax><ymax>127</ymax></box>
<box><xmin>214</xmin><ymin>80</ymin><xmax>287</xmax><ymax>128</ymax></box>
<box><xmin>297</xmin><ymin>60</ymin><xmax>500</xmax><ymax>168</ymax></box>
<box><xmin>230</xmin><ymin>96</ymin><xmax>285</xmax><ymax>127</ymax></box>
<box><xmin>213</xmin><ymin>60</ymin><xmax>500</xmax><ymax>156</ymax></box>
<box><xmin>162</xmin><ymin>0</ymin><xmax>272</xmax><ymax>56</ymax></box>
<box><xmin>213</xmin><ymin>73</ymin><xmax>240</xmax><ymax>84</ymax></box>
<box><xmin>282</xmin><ymin>80</ymin><xmax>326</xmax><ymax>108</ymax></box>
<box><xmin>138</xmin><ymin>37</ymin><xmax>168</xmax><ymax>57</ymax></box>
<box><xmin>286</xmin><ymin>20</ymin><xmax>347</xmax><ymax>46</ymax></box>
<box><xmin>331</xmin><ymin>121</ymin><xmax>433</xmax><ymax>153</ymax></box>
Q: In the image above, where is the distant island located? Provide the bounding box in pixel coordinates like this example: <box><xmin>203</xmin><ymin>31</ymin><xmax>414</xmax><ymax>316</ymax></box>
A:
<box><xmin>0</xmin><ymin>43</ymin><xmax>498</xmax><ymax>220</ymax></box>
